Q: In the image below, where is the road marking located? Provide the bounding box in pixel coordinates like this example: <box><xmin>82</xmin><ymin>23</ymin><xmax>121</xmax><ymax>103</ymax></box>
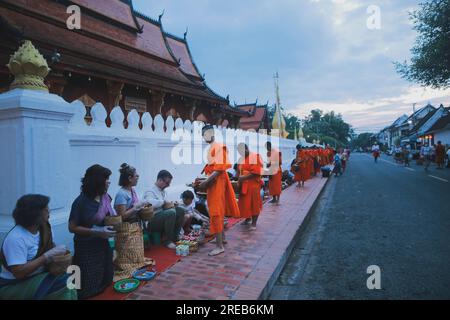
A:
<box><xmin>428</xmin><ymin>175</ymin><xmax>449</xmax><ymax>183</ymax></box>
<box><xmin>360</xmin><ymin>154</ymin><xmax>450</xmax><ymax>181</ymax></box>
<box><xmin>378</xmin><ymin>158</ymin><xmax>398</xmax><ymax>166</ymax></box>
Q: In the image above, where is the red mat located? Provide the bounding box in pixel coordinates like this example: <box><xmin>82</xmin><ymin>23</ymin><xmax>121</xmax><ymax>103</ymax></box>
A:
<box><xmin>89</xmin><ymin>219</ymin><xmax>243</xmax><ymax>300</ymax></box>
<box><xmin>88</xmin><ymin>246</ymin><xmax>180</xmax><ymax>300</ymax></box>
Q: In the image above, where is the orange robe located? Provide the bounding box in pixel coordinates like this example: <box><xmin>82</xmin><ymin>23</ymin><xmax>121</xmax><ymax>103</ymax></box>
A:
<box><xmin>294</xmin><ymin>150</ymin><xmax>309</xmax><ymax>182</ymax></box>
<box><xmin>205</xmin><ymin>142</ymin><xmax>240</xmax><ymax>235</ymax></box>
<box><xmin>311</xmin><ymin>150</ymin><xmax>320</xmax><ymax>174</ymax></box>
<box><xmin>319</xmin><ymin>149</ymin><xmax>326</xmax><ymax>167</ymax></box>
<box><xmin>307</xmin><ymin>152</ymin><xmax>314</xmax><ymax>178</ymax></box>
<box><xmin>268</xmin><ymin>148</ymin><xmax>282</xmax><ymax>196</ymax></box>
<box><xmin>238</xmin><ymin>153</ymin><xmax>263</xmax><ymax>219</ymax></box>
<box><xmin>436</xmin><ymin>145</ymin><xmax>445</xmax><ymax>164</ymax></box>
<box><xmin>326</xmin><ymin>148</ymin><xmax>334</xmax><ymax>164</ymax></box>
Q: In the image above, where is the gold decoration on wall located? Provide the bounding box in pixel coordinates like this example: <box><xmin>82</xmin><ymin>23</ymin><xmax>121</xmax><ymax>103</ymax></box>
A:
<box><xmin>6</xmin><ymin>40</ymin><xmax>50</xmax><ymax>91</ymax></box>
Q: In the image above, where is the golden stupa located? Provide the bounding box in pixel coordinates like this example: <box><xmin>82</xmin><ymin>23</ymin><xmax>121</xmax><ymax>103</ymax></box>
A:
<box><xmin>271</xmin><ymin>73</ymin><xmax>289</xmax><ymax>138</ymax></box>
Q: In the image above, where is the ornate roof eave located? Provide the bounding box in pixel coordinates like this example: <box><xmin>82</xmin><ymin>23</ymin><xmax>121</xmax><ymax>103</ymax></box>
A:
<box><xmin>132</xmin><ymin>10</ymin><xmax>162</xmax><ymax>27</ymax></box>
<box><xmin>158</xmin><ymin>15</ymin><xmax>200</xmax><ymax>86</ymax></box>
<box><xmin>120</xmin><ymin>0</ymin><xmax>144</xmax><ymax>33</ymax></box>
<box><xmin>182</xmin><ymin>34</ymin><xmax>204</xmax><ymax>81</ymax></box>
<box><xmin>163</xmin><ymin>31</ymin><xmax>204</xmax><ymax>81</ymax></box>
<box><xmin>203</xmin><ymin>82</ymin><xmax>228</xmax><ymax>103</ymax></box>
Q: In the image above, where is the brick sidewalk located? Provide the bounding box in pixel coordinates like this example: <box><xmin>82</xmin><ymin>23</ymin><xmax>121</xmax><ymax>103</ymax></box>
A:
<box><xmin>128</xmin><ymin>174</ymin><xmax>330</xmax><ymax>300</ymax></box>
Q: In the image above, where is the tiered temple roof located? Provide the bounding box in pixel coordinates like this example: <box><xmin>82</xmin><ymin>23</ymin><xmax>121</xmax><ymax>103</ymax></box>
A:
<box><xmin>0</xmin><ymin>0</ymin><xmax>233</xmax><ymax>106</ymax></box>
<box><xmin>236</xmin><ymin>102</ymin><xmax>270</xmax><ymax>131</ymax></box>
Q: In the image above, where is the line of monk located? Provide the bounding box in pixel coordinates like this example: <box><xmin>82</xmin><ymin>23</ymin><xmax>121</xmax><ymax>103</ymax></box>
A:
<box><xmin>198</xmin><ymin>126</ymin><xmax>335</xmax><ymax>257</ymax></box>
<box><xmin>293</xmin><ymin>145</ymin><xmax>335</xmax><ymax>188</ymax></box>
<box><xmin>198</xmin><ymin>125</ymin><xmax>285</xmax><ymax>256</ymax></box>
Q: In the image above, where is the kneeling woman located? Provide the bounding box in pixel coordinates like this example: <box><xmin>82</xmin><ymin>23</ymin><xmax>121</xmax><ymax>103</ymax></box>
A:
<box><xmin>69</xmin><ymin>165</ymin><xmax>117</xmax><ymax>299</ymax></box>
<box><xmin>113</xmin><ymin>163</ymin><xmax>152</xmax><ymax>281</ymax></box>
<box><xmin>0</xmin><ymin>195</ymin><xmax>77</xmax><ymax>300</ymax></box>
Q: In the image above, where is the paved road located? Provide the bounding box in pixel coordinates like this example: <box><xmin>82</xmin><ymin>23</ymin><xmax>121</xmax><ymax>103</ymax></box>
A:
<box><xmin>269</xmin><ymin>153</ymin><xmax>450</xmax><ymax>300</ymax></box>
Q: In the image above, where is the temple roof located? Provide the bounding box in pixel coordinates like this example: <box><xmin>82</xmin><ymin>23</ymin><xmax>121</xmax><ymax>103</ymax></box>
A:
<box><xmin>134</xmin><ymin>15</ymin><xmax>177</xmax><ymax>62</ymax></box>
<box><xmin>0</xmin><ymin>0</ymin><xmax>229</xmax><ymax>105</ymax></box>
<box><xmin>236</xmin><ymin>102</ymin><xmax>269</xmax><ymax>130</ymax></box>
<box><xmin>164</xmin><ymin>32</ymin><xmax>203</xmax><ymax>80</ymax></box>
<box><xmin>69</xmin><ymin>0</ymin><xmax>142</xmax><ymax>32</ymax></box>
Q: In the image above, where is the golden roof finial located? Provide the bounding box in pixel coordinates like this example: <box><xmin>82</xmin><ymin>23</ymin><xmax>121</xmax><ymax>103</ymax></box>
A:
<box><xmin>7</xmin><ymin>40</ymin><xmax>50</xmax><ymax>91</ymax></box>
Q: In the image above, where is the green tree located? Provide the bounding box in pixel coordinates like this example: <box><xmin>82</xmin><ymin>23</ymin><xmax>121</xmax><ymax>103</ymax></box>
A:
<box><xmin>303</xmin><ymin>110</ymin><xmax>352</xmax><ymax>146</ymax></box>
<box><xmin>396</xmin><ymin>0</ymin><xmax>450</xmax><ymax>88</ymax></box>
<box><xmin>350</xmin><ymin>133</ymin><xmax>375</xmax><ymax>150</ymax></box>
<box><xmin>266</xmin><ymin>106</ymin><xmax>353</xmax><ymax>145</ymax></box>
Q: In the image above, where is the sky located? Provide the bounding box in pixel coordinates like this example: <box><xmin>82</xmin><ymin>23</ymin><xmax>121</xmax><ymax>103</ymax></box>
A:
<box><xmin>133</xmin><ymin>0</ymin><xmax>450</xmax><ymax>133</ymax></box>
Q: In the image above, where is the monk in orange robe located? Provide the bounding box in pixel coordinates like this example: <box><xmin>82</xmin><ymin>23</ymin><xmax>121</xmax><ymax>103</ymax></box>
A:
<box><xmin>293</xmin><ymin>145</ymin><xmax>309</xmax><ymax>187</ymax></box>
<box><xmin>306</xmin><ymin>149</ymin><xmax>314</xmax><ymax>179</ymax></box>
<box><xmin>236</xmin><ymin>143</ymin><xmax>263</xmax><ymax>230</ymax></box>
<box><xmin>435</xmin><ymin>141</ymin><xmax>446</xmax><ymax>169</ymax></box>
<box><xmin>266</xmin><ymin>142</ymin><xmax>282</xmax><ymax>204</ymax></box>
<box><xmin>318</xmin><ymin>148</ymin><xmax>326</xmax><ymax>167</ymax></box>
<box><xmin>199</xmin><ymin>125</ymin><xmax>240</xmax><ymax>256</ymax></box>
<box><xmin>326</xmin><ymin>146</ymin><xmax>334</xmax><ymax>164</ymax></box>
<box><xmin>311</xmin><ymin>148</ymin><xmax>321</xmax><ymax>176</ymax></box>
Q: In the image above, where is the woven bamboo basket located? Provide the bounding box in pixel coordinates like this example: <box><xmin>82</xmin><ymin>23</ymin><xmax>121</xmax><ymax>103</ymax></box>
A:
<box><xmin>139</xmin><ymin>205</ymin><xmax>154</xmax><ymax>221</ymax></box>
<box><xmin>104</xmin><ymin>215</ymin><xmax>122</xmax><ymax>227</ymax></box>
<box><xmin>48</xmin><ymin>250</ymin><xmax>72</xmax><ymax>276</ymax></box>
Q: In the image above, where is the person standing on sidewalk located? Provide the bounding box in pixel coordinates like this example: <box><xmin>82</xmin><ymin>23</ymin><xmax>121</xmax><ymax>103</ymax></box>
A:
<box><xmin>198</xmin><ymin>125</ymin><xmax>240</xmax><ymax>256</ymax></box>
<box><xmin>294</xmin><ymin>145</ymin><xmax>309</xmax><ymax>188</ymax></box>
<box><xmin>265</xmin><ymin>142</ymin><xmax>282</xmax><ymax>204</ymax></box>
<box><xmin>237</xmin><ymin>143</ymin><xmax>264</xmax><ymax>231</ymax></box>
<box><xmin>333</xmin><ymin>152</ymin><xmax>342</xmax><ymax>177</ymax></box>
<box><xmin>435</xmin><ymin>141</ymin><xmax>445</xmax><ymax>170</ymax></box>
<box><xmin>420</xmin><ymin>144</ymin><xmax>432</xmax><ymax>171</ymax></box>
<box><xmin>340</xmin><ymin>149</ymin><xmax>347</xmax><ymax>173</ymax></box>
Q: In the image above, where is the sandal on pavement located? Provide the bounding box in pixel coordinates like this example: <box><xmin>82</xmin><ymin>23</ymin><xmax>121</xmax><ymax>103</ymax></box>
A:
<box><xmin>208</xmin><ymin>248</ymin><xmax>225</xmax><ymax>256</ymax></box>
<box><xmin>210</xmin><ymin>239</ymin><xmax>228</xmax><ymax>244</ymax></box>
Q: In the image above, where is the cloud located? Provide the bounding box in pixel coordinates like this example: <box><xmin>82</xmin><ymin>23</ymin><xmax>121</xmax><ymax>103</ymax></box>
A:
<box><xmin>132</xmin><ymin>0</ymin><xmax>447</xmax><ymax>133</ymax></box>
<box><xmin>291</xmin><ymin>86</ymin><xmax>450</xmax><ymax>133</ymax></box>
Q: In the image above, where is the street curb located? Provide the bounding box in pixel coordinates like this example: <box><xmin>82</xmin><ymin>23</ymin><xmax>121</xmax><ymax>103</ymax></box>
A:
<box><xmin>257</xmin><ymin>175</ymin><xmax>333</xmax><ymax>300</ymax></box>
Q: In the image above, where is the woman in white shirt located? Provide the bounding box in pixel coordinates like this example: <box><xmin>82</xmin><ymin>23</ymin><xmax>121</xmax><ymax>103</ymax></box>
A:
<box><xmin>0</xmin><ymin>195</ymin><xmax>77</xmax><ymax>300</ymax></box>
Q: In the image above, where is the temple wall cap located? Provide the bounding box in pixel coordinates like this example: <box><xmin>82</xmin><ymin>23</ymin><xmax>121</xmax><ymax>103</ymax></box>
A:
<box><xmin>7</xmin><ymin>40</ymin><xmax>50</xmax><ymax>92</ymax></box>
